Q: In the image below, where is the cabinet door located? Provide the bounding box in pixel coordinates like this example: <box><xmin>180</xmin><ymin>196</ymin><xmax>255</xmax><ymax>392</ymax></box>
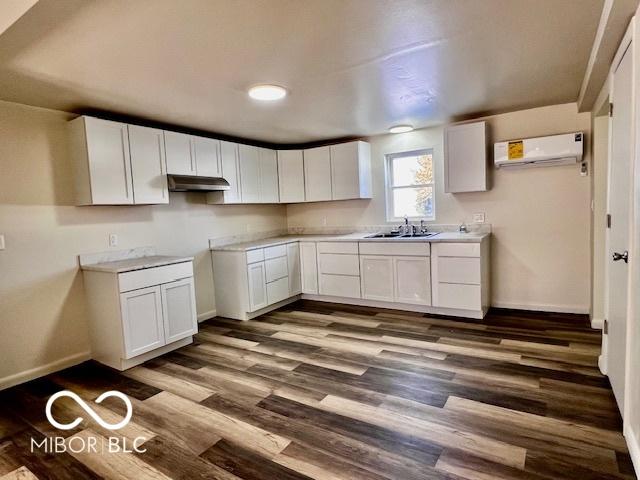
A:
<box><xmin>128</xmin><ymin>125</ymin><xmax>169</xmax><ymax>204</ymax></box>
<box><xmin>300</xmin><ymin>242</ymin><xmax>318</xmax><ymax>294</ymax></box>
<box><xmin>444</xmin><ymin>121</ymin><xmax>487</xmax><ymax>193</ymax></box>
<box><xmin>247</xmin><ymin>262</ymin><xmax>267</xmax><ymax>311</ymax></box>
<box><xmin>120</xmin><ymin>286</ymin><xmax>165</xmax><ymax>358</ymax></box>
<box><xmin>303</xmin><ymin>146</ymin><xmax>332</xmax><ymax>202</ymax></box>
<box><xmin>161</xmin><ymin>277</ymin><xmax>198</xmax><ymax>344</ymax></box>
<box><xmin>84</xmin><ymin>117</ymin><xmax>134</xmax><ymax>204</ymax></box>
<box><xmin>330</xmin><ymin>141</ymin><xmax>371</xmax><ymax>200</ymax></box>
<box><xmin>220</xmin><ymin>141</ymin><xmax>241</xmax><ymax>203</ymax></box>
<box><xmin>259</xmin><ymin>148</ymin><xmax>279</xmax><ymax>203</ymax></box>
<box><xmin>164</xmin><ymin>131</ymin><xmax>195</xmax><ymax>175</ymax></box>
<box><xmin>193</xmin><ymin>136</ymin><xmax>221</xmax><ymax>177</ymax></box>
<box><xmin>287</xmin><ymin>243</ymin><xmax>302</xmax><ymax>295</ymax></box>
<box><xmin>394</xmin><ymin>256</ymin><xmax>431</xmax><ymax>305</ymax></box>
<box><xmin>238</xmin><ymin>144</ymin><xmax>261</xmax><ymax>203</ymax></box>
<box><xmin>360</xmin><ymin>256</ymin><xmax>394</xmax><ymax>301</ymax></box>
<box><xmin>278</xmin><ymin>150</ymin><xmax>305</xmax><ymax>203</ymax></box>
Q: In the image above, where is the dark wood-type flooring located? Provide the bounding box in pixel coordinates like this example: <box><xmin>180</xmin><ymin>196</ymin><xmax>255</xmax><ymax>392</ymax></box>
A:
<box><xmin>0</xmin><ymin>300</ymin><xmax>634</xmax><ymax>479</ymax></box>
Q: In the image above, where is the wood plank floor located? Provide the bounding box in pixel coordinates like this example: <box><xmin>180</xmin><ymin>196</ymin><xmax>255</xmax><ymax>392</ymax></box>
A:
<box><xmin>0</xmin><ymin>300</ymin><xmax>634</xmax><ymax>479</ymax></box>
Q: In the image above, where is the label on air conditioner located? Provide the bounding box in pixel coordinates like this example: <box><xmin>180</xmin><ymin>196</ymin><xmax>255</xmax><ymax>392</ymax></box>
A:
<box><xmin>508</xmin><ymin>140</ymin><xmax>524</xmax><ymax>160</ymax></box>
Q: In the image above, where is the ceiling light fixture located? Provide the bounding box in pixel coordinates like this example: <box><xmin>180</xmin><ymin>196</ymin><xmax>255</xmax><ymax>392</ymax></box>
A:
<box><xmin>248</xmin><ymin>84</ymin><xmax>287</xmax><ymax>101</ymax></box>
<box><xmin>389</xmin><ymin>125</ymin><xmax>414</xmax><ymax>134</ymax></box>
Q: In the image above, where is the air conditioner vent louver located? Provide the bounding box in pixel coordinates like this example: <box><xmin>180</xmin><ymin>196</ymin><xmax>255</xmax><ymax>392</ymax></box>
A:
<box><xmin>494</xmin><ymin>132</ymin><xmax>583</xmax><ymax>169</ymax></box>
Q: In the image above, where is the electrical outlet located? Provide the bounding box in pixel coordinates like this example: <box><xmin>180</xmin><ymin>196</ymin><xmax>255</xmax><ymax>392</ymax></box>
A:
<box><xmin>109</xmin><ymin>234</ymin><xmax>118</xmax><ymax>247</ymax></box>
<box><xmin>472</xmin><ymin>213</ymin><xmax>485</xmax><ymax>224</ymax></box>
<box><xmin>0</xmin><ymin>234</ymin><xmax>5</xmax><ymax>250</ymax></box>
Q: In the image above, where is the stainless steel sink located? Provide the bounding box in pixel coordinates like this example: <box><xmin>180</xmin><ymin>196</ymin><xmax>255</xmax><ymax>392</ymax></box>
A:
<box><xmin>365</xmin><ymin>232</ymin><xmax>438</xmax><ymax>239</ymax></box>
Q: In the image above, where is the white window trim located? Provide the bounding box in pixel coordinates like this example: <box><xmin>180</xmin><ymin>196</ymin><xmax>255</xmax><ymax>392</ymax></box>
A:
<box><xmin>384</xmin><ymin>148</ymin><xmax>435</xmax><ymax>223</ymax></box>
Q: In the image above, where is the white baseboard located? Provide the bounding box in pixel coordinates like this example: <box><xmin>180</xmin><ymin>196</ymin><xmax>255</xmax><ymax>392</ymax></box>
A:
<box><xmin>197</xmin><ymin>309</ymin><xmax>217</xmax><ymax>322</ymax></box>
<box><xmin>591</xmin><ymin>317</ymin><xmax>604</xmax><ymax>329</ymax></box>
<box><xmin>0</xmin><ymin>351</ymin><xmax>91</xmax><ymax>391</ymax></box>
<box><xmin>491</xmin><ymin>301</ymin><xmax>589</xmax><ymax>314</ymax></box>
<box><xmin>624</xmin><ymin>424</ymin><xmax>640</xmax><ymax>477</ymax></box>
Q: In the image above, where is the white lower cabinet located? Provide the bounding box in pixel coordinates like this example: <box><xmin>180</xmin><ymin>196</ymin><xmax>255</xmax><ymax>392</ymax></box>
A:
<box><xmin>287</xmin><ymin>243</ymin><xmax>302</xmax><ymax>295</ymax></box>
<box><xmin>360</xmin><ymin>254</ymin><xmax>431</xmax><ymax>305</ymax></box>
<box><xmin>300</xmin><ymin>242</ymin><xmax>319</xmax><ymax>294</ymax></box>
<box><xmin>360</xmin><ymin>256</ymin><xmax>394</xmax><ymax>302</ymax></box>
<box><xmin>83</xmin><ymin>260</ymin><xmax>197</xmax><ymax>370</ymax></box>
<box><xmin>247</xmin><ymin>261</ymin><xmax>268</xmax><ymax>312</ymax></box>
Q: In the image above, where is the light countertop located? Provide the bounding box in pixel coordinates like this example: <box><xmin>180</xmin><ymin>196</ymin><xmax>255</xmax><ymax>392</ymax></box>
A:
<box><xmin>211</xmin><ymin>231</ymin><xmax>489</xmax><ymax>252</ymax></box>
<box><xmin>81</xmin><ymin>255</ymin><xmax>194</xmax><ymax>273</ymax></box>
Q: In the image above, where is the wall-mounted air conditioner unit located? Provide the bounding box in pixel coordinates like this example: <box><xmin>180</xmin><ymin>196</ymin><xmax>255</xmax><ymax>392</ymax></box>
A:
<box><xmin>494</xmin><ymin>132</ymin><xmax>583</xmax><ymax>169</ymax></box>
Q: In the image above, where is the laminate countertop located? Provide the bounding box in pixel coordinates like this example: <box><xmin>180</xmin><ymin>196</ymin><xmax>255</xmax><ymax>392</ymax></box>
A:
<box><xmin>80</xmin><ymin>255</ymin><xmax>194</xmax><ymax>273</ymax></box>
<box><xmin>210</xmin><ymin>231</ymin><xmax>489</xmax><ymax>252</ymax></box>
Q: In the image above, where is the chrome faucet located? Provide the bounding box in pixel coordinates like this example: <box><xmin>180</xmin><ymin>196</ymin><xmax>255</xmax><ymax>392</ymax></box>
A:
<box><xmin>420</xmin><ymin>220</ymin><xmax>427</xmax><ymax>234</ymax></box>
<box><xmin>398</xmin><ymin>215</ymin><xmax>410</xmax><ymax>235</ymax></box>
<box><xmin>459</xmin><ymin>224</ymin><xmax>468</xmax><ymax>233</ymax></box>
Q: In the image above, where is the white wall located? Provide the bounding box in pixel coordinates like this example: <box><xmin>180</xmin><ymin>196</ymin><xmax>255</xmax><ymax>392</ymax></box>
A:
<box><xmin>0</xmin><ymin>100</ymin><xmax>287</xmax><ymax>387</ymax></box>
<box><xmin>592</xmin><ymin>114</ymin><xmax>609</xmax><ymax>326</ymax></box>
<box><xmin>288</xmin><ymin>103</ymin><xmax>592</xmax><ymax>313</ymax></box>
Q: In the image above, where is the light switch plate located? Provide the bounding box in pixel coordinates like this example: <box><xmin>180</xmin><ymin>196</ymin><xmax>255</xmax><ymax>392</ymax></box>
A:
<box><xmin>472</xmin><ymin>213</ymin><xmax>485</xmax><ymax>223</ymax></box>
<box><xmin>109</xmin><ymin>234</ymin><xmax>118</xmax><ymax>247</ymax></box>
<box><xmin>0</xmin><ymin>234</ymin><xmax>4</xmax><ymax>250</ymax></box>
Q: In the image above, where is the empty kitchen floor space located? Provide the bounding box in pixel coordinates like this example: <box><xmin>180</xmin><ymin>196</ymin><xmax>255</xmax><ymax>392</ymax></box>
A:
<box><xmin>0</xmin><ymin>301</ymin><xmax>632</xmax><ymax>480</ymax></box>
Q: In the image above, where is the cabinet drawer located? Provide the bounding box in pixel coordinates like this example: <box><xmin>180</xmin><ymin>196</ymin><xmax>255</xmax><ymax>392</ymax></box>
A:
<box><xmin>319</xmin><ymin>274</ymin><xmax>361</xmax><ymax>298</ymax></box>
<box><xmin>318</xmin><ymin>253</ymin><xmax>360</xmax><ymax>276</ymax></box>
<box><xmin>264</xmin><ymin>244</ymin><xmax>287</xmax><ymax>260</ymax></box>
<box><xmin>437</xmin><ymin>283</ymin><xmax>481</xmax><ymax>310</ymax></box>
<box><xmin>436</xmin><ymin>243</ymin><xmax>480</xmax><ymax>257</ymax></box>
<box><xmin>437</xmin><ymin>257</ymin><xmax>480</xmax><ymax>285</ymax></box>
<box><xmin>267</xmin><ymin>277</ymin><xmax>290</xmax><ymax>304</ymax></box>
<box><xmin>246</xmin><ymin>248</ymin><xmax>265</xmax><ymax>264</ymax></box>
<box><xmin>359</xmin><ymin>242</ymin><xmax>430</xmax><ymax>256</ymax></box>
<box><xmin>118</xmin><ymin>262</ymin><xmax>193</xmax><ymax>293</ymax></box>
<box><xmin>317</xmin><ymin>242</ymin><xmax>358</xmax><ymax>254</ymax></box>
<box><xmin>265</xmin><ymin>256</ymin><xmax>288</xmax><ymax>282</ymax></box>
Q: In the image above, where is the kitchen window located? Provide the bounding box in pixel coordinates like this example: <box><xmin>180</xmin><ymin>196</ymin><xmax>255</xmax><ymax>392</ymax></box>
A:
<box><xmin>385</xmin><ymin>148</ymin><xmax>435</xmax><ymax>222</ymax></box>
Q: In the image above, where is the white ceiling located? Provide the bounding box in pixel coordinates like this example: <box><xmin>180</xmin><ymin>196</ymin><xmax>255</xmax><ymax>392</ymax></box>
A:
<box><xmin>0</xmin><ymin>0</ymin><xmax>603</xmax><ymax>144</ymax></box>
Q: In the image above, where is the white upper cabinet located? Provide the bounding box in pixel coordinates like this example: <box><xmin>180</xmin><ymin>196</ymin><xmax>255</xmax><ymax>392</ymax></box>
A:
<box><xmin>304</xmin><ymin>146</ymin><xmax>332</xmax><ymax>202</ymax></box>
<box><xmin>128</xmin><ymin>125</ymin><xmax>169</xmax><ymax>204</ymax></box>
<box><xmin>259</xmin><ymin>148</ymin><xmax>279</xmax><ymax>203</ymax></box>
<box><xmin>444</xmin><ymin>121</ymin><xmax>488</xmax><ymax>193</ymax></box>
<box><xmin>193</xmin><ymin>136</ymin><xmax>221</xmax><ymax>177</ymax></box>
<box><xmin>278</xmin><ymin>150</ymin><xmax>305</xmax><ymax>203</ymax></box>
<box><xmin>220</xmin><ymin>140</ymin><xmax>241</xmax><ymax>203</ymax></box>
<box><xmin>330</xmin><ymin>141</ymin><xmax>372</xmax><ymax>200</ymax></box>
<box><xmin>238</xmin><ymin>144</ymin><xmax>261</xmax><ymax>203</ymax></box>
<box><xmin>164</xmin><ymin>131</ymin><xmax>195</xmax><ymax>176</ymax></box>
<box><xmin>70</xmin><ymin>116</ymin><xmax>134</xmax><ymax>205</ymax></box>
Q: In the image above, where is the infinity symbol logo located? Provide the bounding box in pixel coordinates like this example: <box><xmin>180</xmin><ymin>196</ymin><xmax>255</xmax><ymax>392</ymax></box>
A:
<box><xmin>45</xmin><ymin>390</ymin><xmax>132</xmax><ymax>431</ymax></box>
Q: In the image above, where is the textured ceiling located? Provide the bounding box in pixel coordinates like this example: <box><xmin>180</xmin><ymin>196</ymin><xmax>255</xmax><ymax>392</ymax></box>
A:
<box><xmin>0</xmin><ymin>0</ymin><xmax>603</xmax><ymax>143</ymax></box>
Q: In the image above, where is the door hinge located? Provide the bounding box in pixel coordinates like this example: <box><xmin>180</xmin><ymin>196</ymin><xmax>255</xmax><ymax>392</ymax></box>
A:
<box><xmin>609</xmin><ymin>103</ymin><xmax>614</xmax><ymax>117</ymax></box>
<box><xmin>604</xmin><ymin>319</ymin><xmax>608</xmax><ymax>334</ymax></box>
<box><xmin>607</xmin><ymin>214</ymin><xmax>611</xmax><ymax>228</ymax></box>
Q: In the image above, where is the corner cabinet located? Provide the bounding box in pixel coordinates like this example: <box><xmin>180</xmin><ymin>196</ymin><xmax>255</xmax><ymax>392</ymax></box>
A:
<box><xmin>83</xmin><ymin>260</ymin><xmax>198</xmax><ymax>370</ymax></box>
<box><xmin>330</xmin><ymin>141</ymin><xmax>372</xmax><ymax>200</ymax></box>
<box><xmin>444</xmin><ymin>121</ymin><xmax>488</xmax><ymax>193</ymax></box>
<box><xmin>278</xmin><ymin>150</ymin><xmax>305</xmax><ymax>203</ymax></box>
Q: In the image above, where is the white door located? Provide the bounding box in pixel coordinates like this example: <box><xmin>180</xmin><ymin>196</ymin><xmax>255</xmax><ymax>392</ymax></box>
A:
<box><xmin>278</xmin><ymin>150</ymin><xmax>305</xmax><ymax>202</ymax></box>
<box><xmin>193</xmin><ymin>137</ymin><xmax>221</xmax><ymax>177</ymax></box>
<box><xmin>128</xmin><ymin>125</ymin><xmax>168</xmax><ymax>204</ymax></box>
<box><xmin>120</xmin><ymin>286</ymin><xmax>165</xmax><ymax>358</ymax></box>
<box><xmin>84</xmin><ymin>117</ymin><xmax>133</xmax><ymax>204</ymax></box>
<box><xmin>161</xmin><ymin>278</ymin><xmax>197</xmax><ymax>344</ymax></box>
<box><xmin>607</xmin><ymin>42</ymin><xmax>633</xmax><ymax>412</ymax></box>
<box><xmin>220</xmin><ymin>141</ymin><xmax>241</xmax><ymax>203</ymax></box>
<box><xmin>287</xmin><ymin>243</ymin><xmax>302</xmax><ymax>295</ymax></box>
<box><xmin>360</xmin><ymin>255</ymin><xmax>394</xmax><ymax>301</ymax></box>
<box><xmin>394</xmin><ymin>256</ymin><xmax>431</xmax><ymax>305</ymax></box>
<box><xmin>247</xmin><ymin>262</ymin><xmax>268</xmax><ymax>311</ymax></box>
<box><xmin>164</xmin><ymin>131</ymin><xmax>195</xmax><ymax>175</ymax></box>
<box><xmin>239</xmin><ymin>144</ymin><xmax>261</xmax><ymax>203</ymax></box>
<box><xmin>330</xmin><ymin>142</ymin><xmax>360</xmax><ymax>200</ymax></box>
<box><xmin>300</xmin><ymin>242</ymin><xmax>319</xmax><ymax>294</ymax></box>
<box><xmin>259</xmin><ymin>148</ymin><xmax>279</xmax><ymax>203</ymax></box>
<box><xmin>304</xmin><ymin>146</ymin><xmax>332</xmax><ymax>202</ymax></box>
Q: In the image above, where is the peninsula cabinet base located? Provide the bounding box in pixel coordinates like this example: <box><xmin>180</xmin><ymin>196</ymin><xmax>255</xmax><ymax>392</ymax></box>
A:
<box><xmin>301</xmin><ymin>294</ymin><xmax>488</xmax><ymax>319</ymax></box>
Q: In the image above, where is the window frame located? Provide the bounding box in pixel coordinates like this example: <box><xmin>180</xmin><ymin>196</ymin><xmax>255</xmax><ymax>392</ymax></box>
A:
<box><xmin>384</xmin><ymin>148</ymin><xmax>436</xmax><ymax>223</ymax></box>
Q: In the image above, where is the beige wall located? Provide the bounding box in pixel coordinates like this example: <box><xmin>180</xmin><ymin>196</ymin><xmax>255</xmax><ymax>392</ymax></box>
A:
<box><xmin>288</xmin><ymin>103</ymin><xmax>592</xmax><ymax>313</ymax></box>
<box><xmin>0</xmin><ymin>100</ymin><xmax>287</xmax><ymax>386</ymax></box>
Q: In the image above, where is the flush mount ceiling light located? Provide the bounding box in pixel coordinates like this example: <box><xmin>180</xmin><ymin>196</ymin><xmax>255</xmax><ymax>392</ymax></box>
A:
<box><xmin>248</xmin><ymin>84</ymin><xmax>287</xmax><ymax>101</ymax></box>
<box><xmin>389</xmin><ymin>125</ymin><xmax>414</xmax><ymax>134</ymax></box>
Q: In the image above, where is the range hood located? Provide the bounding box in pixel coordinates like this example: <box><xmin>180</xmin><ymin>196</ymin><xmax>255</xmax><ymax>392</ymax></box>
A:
<box><xmin>167</xmin><ymin>174</ymin><xmax>230</xmax><ymax>192</ymax></box>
